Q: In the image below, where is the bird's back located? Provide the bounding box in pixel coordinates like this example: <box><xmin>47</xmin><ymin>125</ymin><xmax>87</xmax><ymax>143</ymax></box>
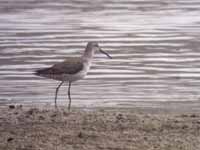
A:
<box><xmin>35</xmin><ymin>57</ymin><xmax>84</xmax><ymax>81</ymax></box>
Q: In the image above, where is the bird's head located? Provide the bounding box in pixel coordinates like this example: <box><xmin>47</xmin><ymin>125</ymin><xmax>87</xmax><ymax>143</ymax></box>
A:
<box><xmin>87</xmin><ymin>42</ymin><xmax>112</xmax><ymax>59</ymax></box>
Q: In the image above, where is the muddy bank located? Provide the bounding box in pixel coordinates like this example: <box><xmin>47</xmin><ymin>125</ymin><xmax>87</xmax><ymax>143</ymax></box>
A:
<box><xmin>0</xmin><ymin>105</ymin><xmax>200</xmax><ymax>150</ymax></box>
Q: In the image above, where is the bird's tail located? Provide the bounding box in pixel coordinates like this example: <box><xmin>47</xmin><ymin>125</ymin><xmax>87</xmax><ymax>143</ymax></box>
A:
<box><xmin>34</xmin><ymin>68</ymin><xmax>47</xmax><ymax>76</ymax></box>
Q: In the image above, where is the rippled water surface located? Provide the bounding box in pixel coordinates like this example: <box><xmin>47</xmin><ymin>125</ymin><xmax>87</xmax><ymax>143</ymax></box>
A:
<box><xmin>1</xmin><ymin>0</ymin><xmax>200</xmax><ymax>107</ymax></box>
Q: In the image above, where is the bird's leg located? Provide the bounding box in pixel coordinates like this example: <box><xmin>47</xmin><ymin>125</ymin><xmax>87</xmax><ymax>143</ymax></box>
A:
<box><xmin>68</xmin><ymin>82</ymin><xmax>72</xmax><ymax>111</ymax></box>
<box><xmin>55</xmin><ymin>81</ymin><xmax>64</xmax><ymax>109</ymax></box>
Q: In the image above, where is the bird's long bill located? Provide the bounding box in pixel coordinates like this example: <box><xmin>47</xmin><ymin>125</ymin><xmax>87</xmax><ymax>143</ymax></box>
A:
<box><xmin>99</xmin><ymin>49</ymin><xmax>112</xmax><ymax>59</ymax></box>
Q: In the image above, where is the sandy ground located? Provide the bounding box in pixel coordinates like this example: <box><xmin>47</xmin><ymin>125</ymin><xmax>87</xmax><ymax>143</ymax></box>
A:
<box><xmin>0</xmin><ymin>105</ymin><xmax>200</xmax><ymax>150</ymax></box>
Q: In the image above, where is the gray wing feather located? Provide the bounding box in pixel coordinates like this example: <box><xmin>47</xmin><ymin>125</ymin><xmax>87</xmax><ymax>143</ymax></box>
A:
<box><xmin>36</xmin><ymin>58</ymin><xmax>84</xmax><ymax>75</ymax></box>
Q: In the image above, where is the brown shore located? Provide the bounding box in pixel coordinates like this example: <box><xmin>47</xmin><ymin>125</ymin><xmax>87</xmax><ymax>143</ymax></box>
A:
<box><xmin>0</xmin><ymin>105</ymin><xmax>200</xmax><ymax>150</ymax></box>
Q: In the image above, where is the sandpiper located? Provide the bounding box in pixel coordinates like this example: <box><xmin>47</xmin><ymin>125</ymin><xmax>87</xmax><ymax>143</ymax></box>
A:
<box><xmin>35</xmin><ymin>42</ymin><xmax>112</xmax><ymax>110</ymax></box>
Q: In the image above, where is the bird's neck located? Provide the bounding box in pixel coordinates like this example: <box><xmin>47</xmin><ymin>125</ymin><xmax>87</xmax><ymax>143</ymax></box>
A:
<box><xmin>82</xmin><ymin>46</ymin><xmax>95</xmax><ymax>61</ymax></box>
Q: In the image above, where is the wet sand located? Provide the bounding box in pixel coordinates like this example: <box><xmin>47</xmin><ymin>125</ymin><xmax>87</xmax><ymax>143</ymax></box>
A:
<box><xmin>0</xmin><ymin>105</ymin><xmax>200</xmax><ymax>150</ymax></box>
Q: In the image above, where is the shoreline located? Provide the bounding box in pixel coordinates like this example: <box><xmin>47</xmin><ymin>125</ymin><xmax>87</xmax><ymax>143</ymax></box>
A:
<box><xmin>2</xmin><ymin>99</ymin><xmax>200</xmax><ymax>113</ymax></box>
<box><xmin>1</xmin><ymin>105</ymin><xmax>200</xmax><ymax>150</ymax></box>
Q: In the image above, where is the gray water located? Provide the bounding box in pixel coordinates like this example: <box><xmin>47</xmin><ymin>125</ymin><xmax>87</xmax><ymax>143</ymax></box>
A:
<box><xmin>1</xmin><ymin>0</ymin><xmax>200</xmax><ymax>108</ymax></box>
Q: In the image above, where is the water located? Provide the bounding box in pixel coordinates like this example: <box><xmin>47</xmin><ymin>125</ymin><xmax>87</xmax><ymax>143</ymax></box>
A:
<box><xmin>1</xmin><ymin>0</ymin><xmax>200</xmax><ymax>107</ymax></box>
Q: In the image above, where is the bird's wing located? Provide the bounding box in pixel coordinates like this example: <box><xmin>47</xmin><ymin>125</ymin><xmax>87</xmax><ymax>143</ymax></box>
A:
<box><xmin>35</xmin><ymin>57</ymin><xmax>84</xmax><ymax>75</ymax></box>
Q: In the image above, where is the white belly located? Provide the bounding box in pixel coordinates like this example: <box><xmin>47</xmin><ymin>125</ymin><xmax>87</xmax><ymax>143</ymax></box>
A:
<box><xmin>64</xmin><ymin>69</ymin><xmax>87</xmax><ymax>82</ymax></box>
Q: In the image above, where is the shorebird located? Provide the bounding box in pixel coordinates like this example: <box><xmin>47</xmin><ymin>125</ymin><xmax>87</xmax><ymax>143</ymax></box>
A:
<box><xmin>35</xmin><ymin>42</ymin><xmax>112</xmax><ymax>110</ymax></box>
